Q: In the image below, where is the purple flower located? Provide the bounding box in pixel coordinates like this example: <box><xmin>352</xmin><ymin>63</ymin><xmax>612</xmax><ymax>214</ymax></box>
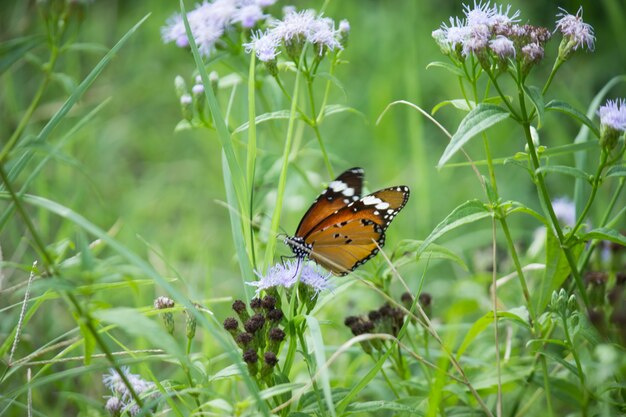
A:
<box><xmin>598</xmin><ymin>99</ymin><xmax>626</xmax><ymax>132</ymax></box>
<box><xmin>103</xmin><ymin>367</ymin><xmax>155</xmax><ymax>402</ymax></box>
<box><xmin>489</xmin><ymin>35</ymin><xmax>515</xmax><ymax>58</ymax></box>
<box><xmin>462</xmin><ymin>23</ymin><xmax>490</xmax><ymax>56</ymax></box>
<box><xmin>552</xmin><ymin>197</ymin><xmax>576</xmax><ymax>227</ymax></box>
<box><xmin>521</xmin><ymin>42</ymin><xmax>544</xmax><ymax>63</ymax></box>
<box><xmin>249</xmin><ymin>261</ymin><xmax>331</xmax><ymax>296</ymax></box>
<box><xmin>244</xmin><ymin>30</ymin><xmax>280</xmax><ymax>62</ymax></box>
<box><xmin>556</xmin><ymin>7</ymin><xmax>595</xmax><ymax>52</ymax></box>
<box><xmin>162</xmin><ymin>0</ymin><xmax>275</xmax><ymax>58</ymax></box>
<box><xmin>232</xmin><ymin>4</ymin><xmax>265</xmax><ymax>28</ymax></box>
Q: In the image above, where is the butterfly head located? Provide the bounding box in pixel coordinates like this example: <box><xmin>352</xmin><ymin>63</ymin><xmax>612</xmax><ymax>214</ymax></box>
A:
<box><xmin>284</xmin><ymin>235</ymin><xmax>312</xmax><ymax>259</ymax></box>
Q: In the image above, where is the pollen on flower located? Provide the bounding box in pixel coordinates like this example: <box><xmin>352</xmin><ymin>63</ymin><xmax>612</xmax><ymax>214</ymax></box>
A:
<box><xmin>556</xmin><ymin>7</ymin><xmax>595</xmax><ymax>52</ymax></box>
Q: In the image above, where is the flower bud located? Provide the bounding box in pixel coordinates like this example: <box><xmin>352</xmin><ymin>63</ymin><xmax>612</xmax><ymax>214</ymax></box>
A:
<box><xmin>154</xmin><ymin>296</ymin><xmax>175</xmax><ymax>335</ymax></box>
<box><xmin>184</xmin><ymin>308</ymin><xmax>197</xmax><ymax>340</ymax></box>
<box><xmin>232</xmin><ymin>299</ymin><xmax>250</xmax><ymax>323</ymax></box>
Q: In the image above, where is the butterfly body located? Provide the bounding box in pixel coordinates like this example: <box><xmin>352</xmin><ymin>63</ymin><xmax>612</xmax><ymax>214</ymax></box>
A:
<box><xmin>285</xmin><ymin>167</ymin><xmax>410</xmax><ymax>276</ymax></box>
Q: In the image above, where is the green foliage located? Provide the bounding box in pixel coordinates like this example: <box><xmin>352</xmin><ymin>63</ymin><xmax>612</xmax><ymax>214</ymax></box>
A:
<box><xmin>1</xmin><ymin>1</ymin><xmax>625</xmax><ymax>417</ymax></box>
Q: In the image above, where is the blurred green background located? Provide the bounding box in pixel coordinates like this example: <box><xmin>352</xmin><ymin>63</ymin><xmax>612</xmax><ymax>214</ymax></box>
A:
<box><xmin>1</xmin><ymin>0</ymin><xmax>625</xmax><ymax>414</ymax></box>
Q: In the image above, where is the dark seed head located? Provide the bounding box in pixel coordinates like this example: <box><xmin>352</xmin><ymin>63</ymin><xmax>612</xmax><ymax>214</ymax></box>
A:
<box><xmin>243</xmin><ymin>349</ymin><xmax>258</xmax><ymax>364</ymax></box>
<box><xmin>368</xmin><ymin>310</ymin><xmax>382</xmax><ymax>322</ymax></box>
<box><xmin>264</xmin><ymin>351</ymin><xmax>278</xmax><ymax>366</ymax></box>
<box><xmin>268</xmin><ymin>327</ymin><xmax>285</xmax><ymax>342</ymax></box>
<box><xmin>236</xmin><ymin>332</ymin><xmax>253</xmax><ymax>347</ymax></box>
<box><xmin>232</xmin><ymin>299</ymin><xmax>247</xmax><ymax>314</ymax></box>
<box><xmin>400</xmin><ymin>292</ymin><xmax>413</xmax><ymax>304</ymax></box>
<box><xmin>244</xmin><ymin>313</ymin><xmax>266</xmax><ymax>334</ymax></box>
<box><xmin>267</xmin><ymin>308</ymin><xmax>284</xmax><ymax>322</ymax></box>
<box><xmin>223</xmin><ymin>317</ymin><xmax>239</xmax><ymax>331</ymax></box>
<box><xmin>344</xmin><ymin>316</ymin><xmax>359</xmax><ymax>327</ymax></box>
<box><xmin>250</xmin><ymin>297</ymin><xmax>262</xmax><ymax>311</ymax></box>
<box><xmin>262</xmin><ymin>295</ymin><xmax>276</xmax><ymax>310</ymax></box>
<box><xmin>419</xmin><ymin>293</ymin><xmax>432</xmax><ymax>308</ymax></box>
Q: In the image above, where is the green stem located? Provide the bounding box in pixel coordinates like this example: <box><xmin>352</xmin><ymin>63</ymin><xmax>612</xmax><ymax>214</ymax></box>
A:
<box><xmin>484</xmin><ymin>66</ymin><xmax>521</xmax><ymax>121</ymax></box>
<box><xmin>542</xmin><ymin>58</ymin><xmax>564</xmax><ymax>96</ymax></box>
<box><xmin>499</xmin><ymin>216</ymin><xmax>537</xmax><ymax>327</ymax></box>
<box><xmin>567</xmin><ymin>150</ymin><xmax>609</xmax><ymax>241</ymax></box>
<box><xmin>561</xmin><ymin>313</ymin><xmax>586</xmax><ymax>398</ymax></box>
<box><xmin>517</xmin><ymin>90</ymin><xmax>590</xmax><ymax>309</ymax></box>
<box><xmin>539</xmin><ymin>355</ymin><xmax>554</xmax><ymax>417</ymax></box>
<box><xmin>305</xmin><ymin>75</ymin><xmax>334</xmax><ymax>178</ymax></box>
<box><xmin>246</xmin><ymin>54</ymin><xmax>258</xmax><ymax>270</ymax></box>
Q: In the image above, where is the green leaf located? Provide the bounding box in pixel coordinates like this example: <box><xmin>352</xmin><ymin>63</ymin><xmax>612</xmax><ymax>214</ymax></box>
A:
<box><xmin>438</xmin><ymin>104</ymin><xmax>510</xmax><ymax>167</ymax></box>
<box><xmin>0</xmin><ymin>35</ymin><xmax>44</xmax><ymax>74</ymax></box>
<box><xmin>305</xmin><ymin>315</ymin><xmax>336</xmax><ymax>417</ymax></box>
<box><xmin>456</xmin><ymin>309</ymin><xmax>530</xmax><ymax>359</ymax></box>
<box><xmin>345</xmin><ymin>401</ymin><xmax>424</xmax><ymax>414</ymax></box>
<box><xmin>94</xmin><ymin>307</ymin><xmax>186</xmax><ymax>361</ymax></box>
<box><xmin>524</xmin><ymin>85</ymin><xmax>545</xmax><ymax>128</ymax></box>
<box><xmin>542</xmin><ymin>141</ymin><xmax>598</xmax><ymax>157</ymax></box>
<box><xmin>320</xmin><ymin>104</ymin><xmax>365</xmax><ymax>120</ymax></box>
<box><xmin>538</xmin><ymin>351</ymin><xmax>579</xmax><ymax>377</ymax></box>
<box><xmin>606</xmin><ymin>164</ymin><xmax>626</xmax><ymax>178</ymax></box>
<box><xmin>233</xmin><ymin>110</ymin><xmax>292</xmax><ymax>134</ymax></box>
<box><xmin>77</xmin><ymin>317</ymin><xmax>95</xmax><ymax>365</ymax></box>
<box><xmin>545</xmin><ymin>100</ymin><xmax>600</xmax><ymax>138</ymax></box>
<box><xmin>50</xmin><ymin>72</ymin><xmax>78</xmax><ymax>95</ymax></box>
<box><xmin>582</xmin><ymin>228</ymin><xmax>626</xmax><ymax>246</ymax></box>
<box><xmin>534</xmin><ymin>231</ymin><xmax>581</xmax><ymax>314</ymax></box>
<box><xmin>426</xmin><ymin>61</ymin><xmax>465</xmax><ymax>77</ymax></box>
<box><xmin>535</xmin><ymin>165</ymin><xmax>592</xmax><ymax>182</ymax></box>
<box><xmin>393</xmin><ymin>239</ymin><xmax>467</xmax><ymax>270</ymax></box>
<box><xmin>432</xmin><ymin>99</ymin><xmax>475</xmax><ymax>114</ymax></box>
<box><xmin>416</xmin><ymin>200</ymin><xmax>491</xmax><ymax>257</ymax></box>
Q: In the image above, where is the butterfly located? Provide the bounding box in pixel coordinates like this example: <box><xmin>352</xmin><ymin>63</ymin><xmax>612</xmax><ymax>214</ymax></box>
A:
<box><xmin>284</xmin><ymin>167</ymin><xmax>410</xmax><ymax>276</ymax></box>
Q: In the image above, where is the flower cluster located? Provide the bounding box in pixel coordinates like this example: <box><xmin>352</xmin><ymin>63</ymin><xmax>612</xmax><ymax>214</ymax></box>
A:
<box><xmin>223</xmin><ymin>295</ymin><xmax>286</xmax><ymax>381</ymax></box>
<box><xmin>244</xmin><ymin>8</ymin><xmax>349</xmax><ymax>69</ymax></box>
<box><xmin>249</xmin><ymin>260</ymin><xmax>331</xmax><ymax>296</ymax></box>
<box><xmin>433</xmin><ymin>2</ymin><xmax>594</xmax><ymax>75</ymax></box>
<box><xmin>161</xmin><ymin>0</ymin><xmax>277</xmax><ymax>57</ymax></box>
<box><xmin>103</xmin><ymin>367</ymin><xmax>157</xmax><ymax>417</ymax></box>
<box><xmin>344</xmin><ymin>292</ymin><xmax>432</xmax><ymax>353</ymax></box>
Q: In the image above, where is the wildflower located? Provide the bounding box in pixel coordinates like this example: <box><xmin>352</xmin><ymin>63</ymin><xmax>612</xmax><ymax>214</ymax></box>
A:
<box><xmin>235</xmin><ymin>331</ymin><xmax>253</xmax><ymax>348</ymax></box>
<box><xmin>266</xmin><ymin>307</ymin><xmax>284</xmax><ymax>322</ymax></box>
<box><xmin>180</xmin><ymin>94</ymin><xmax>192</xmax><ymax>105</ymax></box>
<box><xmin>261</xmin><ymin>295</ymin><xmax>276</xmax><ymax>310</ymax></box>
<box><xmin>162</xmin><ymin>0</ymin><xmax>274</xmax><ymax>58</ymax></box>
<box><xmin>232</xmin><ymin>4</ymin><xmax>265</xmax><ymax>28</ymax></box>
<box><xmin>243</xmin><ymin>348</ymin><xmax>259</xmax><ymax>375</ymax></box>
<box><xmin>598</xmin><ymin>99</ymin><xmax>626</xmax><ymax>149</ymax></box>
<box><xmin>432</xmin><ymin>28</ymin><xmax>451</xmax><ymax>55</ymax></box>
<box><xmin>105</xmin><ymin>396</ymin><xmax>122</xmax><ymax>416</ymax></box>
<box><xmin>552</xmin><ymin>197</ymin><xmax>576</xmax><ymax>227</ymax></box>
<box><xmin>339</xmin><ymin>19</ymin><xmax>350</xmax><ymax>35</ymax></box>
<box><xmin>521</xmin><ymin>42</ymin><xmax>544</xmax><ymax>75</ymax></box>
<box><xmin>192</xmin><ymin>83</ymin><xmax>204</xmax><ymax>95</ymax></box>
<box><xmin>249</xmin><ymin>297</ymin><xmax>263</xmax><ymax>312</ymax></box>
<box><xmin>244</xmin><ymin>30</ymin><xmax>280</xmax><ymax>62</ymax></box>
<box><xmin>248</xmin><ymin>260</ymin><xmax>332</xmax><ymax>295</ymax></box>
<box><xmin>102</xmin><ymin>367</ymin><xmax>156</xmax><ymax>410</ymax></box>
<box><xmin>489</xmin><ymin>35</ymin><xmax>515</xmax><ymax>58</ymax></box>
<box><xmin>555</xmin><ymin>7</ymin><xmax>595</xmax><ymax>60</ymax></box>
<box><xmin>244</xmin><ymin>313</ymin><xmax>265</xmax><ymax>334</ymax></box>
<box><xmin>223</xmin><ymin>317</ymin><xmax>239</xmax><ymax>336</ymax></box>
<box><xmin>462</xmin><ymin>23</ymin><xmax>490</xmax><ymax>57</ymax></box>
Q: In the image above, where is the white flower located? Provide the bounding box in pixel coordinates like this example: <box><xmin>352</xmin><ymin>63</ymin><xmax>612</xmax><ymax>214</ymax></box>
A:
<box><xmin>552</xmin><ymin>197</ymin><xmax>576</xmax><ymax>227</ymax></box>
<box><xmin>462</xmin><ymin>23</ymin><xmax>490</xmax><ymax>56</ymax></box>
<box><xmin>103</xmin><ymin>367</ymin><xmax>155</xmax><ymax>402</ymax></box>
<box><xmin>598</xmin><ymin>99</ymin><xmax>626</xmax><ymax>132</ymax></box>
<box><xmin>464</xmin><ymin>1</ymin><xmax>495</xmax><ymax>27</ymax></box>
<box><xmin>244</xmin><ymin>30</ymin><xmax>280</xmax><ymax>62</ymax></box>
<box><xmin>180</xmin><ymin>94</ymin><xmax>192</xmax><ymax>105</ymax></box>
<box><xmin>232</xmin><ymin>4</ymin><xmax>265</xmax><ymax>28</ymax></box>
<box><xmin>521</xmin><ymin>42</ymin><xmax>544</xmax><ymax>62</ymax></box>
<box><xmin>248</xmin><ymin>261</ymin><xmax>331</xmax><ymax>296</ymax></box>
<box><xmin>489</xmin><ymin>35</ymin><xmax>515</xmax><ymax>58</ymax></box>
<box><xmin>556</xmin><ymin>7</ymin><xmax>595</xmax><ymax>52</ymax></box>
<box><xmin>339</xmin><ymin>19</ymin><xmax>350</xmax><ymax>34</ymax></box>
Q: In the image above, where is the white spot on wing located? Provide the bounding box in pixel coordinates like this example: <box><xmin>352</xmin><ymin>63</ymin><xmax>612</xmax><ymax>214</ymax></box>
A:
<box><xmin>375</xmin><ymin>202</ymin><xmax>389</xmax><ymax>210</ymax></box>
<box><xmin>342</xmin><ymin>187</ymin><xmax>355</xmax><ymax>197</ymax></box>
<box><xmin>329</xmin><ymin>181</ymin><xmax>347</xmax><ymax>192</ymax></box>
<box><xmin>362</xmin><ymin>195</ymin><xmax>383</xmax><ymax>206</ymax></box>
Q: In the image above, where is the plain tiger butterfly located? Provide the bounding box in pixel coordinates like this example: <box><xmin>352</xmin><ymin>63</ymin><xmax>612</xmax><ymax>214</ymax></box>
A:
<box><xmin>284</xmin><ymin>167</ymin><xmax>410</xmax><ymax>276</ymax></box>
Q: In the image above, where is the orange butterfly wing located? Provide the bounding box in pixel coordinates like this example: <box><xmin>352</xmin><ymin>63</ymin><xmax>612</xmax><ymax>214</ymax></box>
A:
<box><xmin>303</xmin><ymin>186</ymin><xmax>410</xmax><ymax>275</ymax></box>
<box><xmin>295</xmin><ymin>168</ymin><xmax>364</xmax><ymax>237</ymax></box>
